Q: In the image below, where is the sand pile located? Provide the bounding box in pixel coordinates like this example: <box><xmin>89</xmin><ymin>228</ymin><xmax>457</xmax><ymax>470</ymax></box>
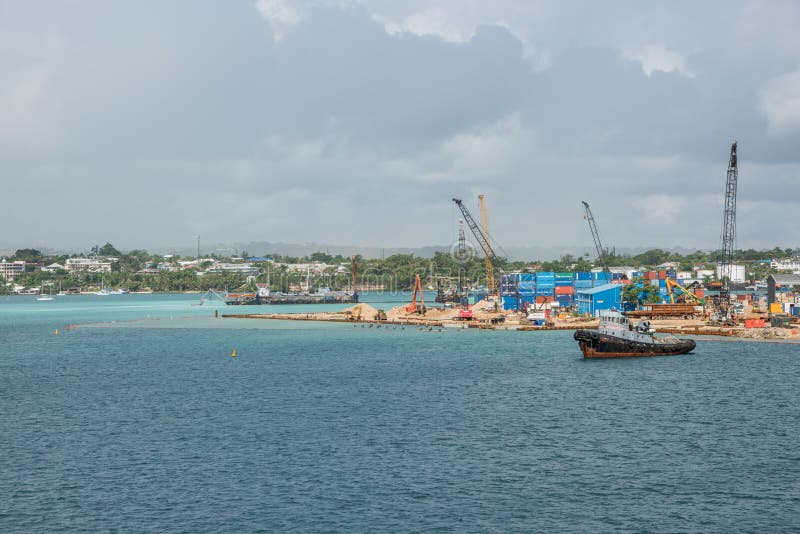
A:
<box><xmin>344</xmin><ymin>303</ymin><xmax>379</xmax><ymax>320</ymax></box>
<box><xmin>386</xmin><ymin>305</ymin><xmax>409</xmax><ymax>321</ymax></box>
<box><xmin>471</xmin><ymin>299</ymin><xmax>497</xmax><ymax>313</ymax></box>
<box><xmin>423</xmin><ymin>307</ymin><xmax>459</xmax><ymax>320</ymax></box>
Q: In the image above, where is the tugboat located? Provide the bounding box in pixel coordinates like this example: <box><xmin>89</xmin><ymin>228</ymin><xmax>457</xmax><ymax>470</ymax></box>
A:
<box><xmin>574</xmin><ymin>309</ymin><xmax>696</xmax><ymax>359</ymax></box>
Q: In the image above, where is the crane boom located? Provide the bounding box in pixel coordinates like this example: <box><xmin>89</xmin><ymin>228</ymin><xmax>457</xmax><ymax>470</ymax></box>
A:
<box><xmin>478</xmin><ymin>195</ymin><xmax>496</xmax><ymax>293</ymax></box>
<box><xmin>581</xmin><ymin>201</ymin><xmax>610</xmax><ymax>276</ymax></box>
<box><xmin>457</xmin><ymin>219</ymin><xmax>467</xmax><ymax>296</ymax></box>
<box><xmin>717</xmin><ymin>141</ymin><xmax>738</xmax><ymax>321</ymax></box>
<box><xmin>452</xmin><ymin>197</ymin><xmax>497</xmax><ymax>292</ymax></box>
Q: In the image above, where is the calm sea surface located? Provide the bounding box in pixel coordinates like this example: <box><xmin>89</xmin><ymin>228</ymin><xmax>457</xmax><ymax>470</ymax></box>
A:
<box><xmin>1</xmin><ymin>293</ymin><xmax>799</xmax><ymax>532</ymax></box>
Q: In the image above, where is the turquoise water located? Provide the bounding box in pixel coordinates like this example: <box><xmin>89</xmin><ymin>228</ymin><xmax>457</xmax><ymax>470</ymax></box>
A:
<box><xmin>2</xmin><ymin>293</ymin><xmax>799</xmax><ymax>532</ymax></box>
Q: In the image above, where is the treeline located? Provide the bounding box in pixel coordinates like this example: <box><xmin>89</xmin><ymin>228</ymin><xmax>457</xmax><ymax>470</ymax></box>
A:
<box><xmin>1</xmin><ymin>244</ymin><xmax>795</xmax><ymax>294</ymax></box>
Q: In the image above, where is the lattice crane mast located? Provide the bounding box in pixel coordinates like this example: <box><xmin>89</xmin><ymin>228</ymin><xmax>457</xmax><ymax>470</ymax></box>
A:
<box><xmin>717</xmin><ymin>141</ymin><xmax>738</xmax><ymax>322</ymax></box>
<box><xmin>452</xmin><ymin>197</ymin><xmax>497</xmax><ymax>293</ymax></box>
<box><xmin>581</xmin><ymin>201</ymin><xmax>610</xmax><ymax>277</ymax></box>
<box><xmin>457</xmin><ymin>219</ymin><xmax>467</xmax><ymax>297</ymax></box>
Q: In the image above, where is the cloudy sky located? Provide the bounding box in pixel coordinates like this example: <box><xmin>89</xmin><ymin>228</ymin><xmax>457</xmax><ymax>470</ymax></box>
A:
<box><xmin>2</xmin><ymin>0</ymin><xmax>799</xmax><ymax>253</ymax></box>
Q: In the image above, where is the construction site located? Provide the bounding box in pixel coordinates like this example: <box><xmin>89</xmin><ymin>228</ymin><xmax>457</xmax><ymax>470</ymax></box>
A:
<box><xmin>225</xmin><ymin>141</ymin><xmax>800</xmax><ymax>341</ymax></box>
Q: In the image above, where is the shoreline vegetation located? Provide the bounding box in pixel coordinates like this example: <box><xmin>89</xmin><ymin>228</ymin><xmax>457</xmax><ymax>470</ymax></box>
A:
<box><xmin>1</xmin><ymin>242</ymin><xmax>798</xmax><ymax>295</ymax></box>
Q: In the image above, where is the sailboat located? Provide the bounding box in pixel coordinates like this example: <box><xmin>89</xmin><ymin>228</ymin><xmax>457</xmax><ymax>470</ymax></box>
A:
<box><xmin>36</xmin><ymin>284</ymin><xmax>54</xmax><ymax>301</ymax></box>
<box><xmin>95</xmin><ymin>277</ymin><xmax>111</xmax><ymax>295</ymax></box>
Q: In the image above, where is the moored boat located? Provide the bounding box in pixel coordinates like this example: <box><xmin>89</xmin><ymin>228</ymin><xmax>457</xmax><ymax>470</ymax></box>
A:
<box><xmin>224</xmin><ymin>286</ymin><xmax>358</xmax><ymax>305</ymax></box>
<box><xmin>574</xmin><ymin>309</ymin><xmax>696</xmax><ymax>359</ymax></box>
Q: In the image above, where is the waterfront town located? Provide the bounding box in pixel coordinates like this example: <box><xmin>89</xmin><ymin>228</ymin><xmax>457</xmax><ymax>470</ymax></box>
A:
<box><xmin>3</xmin><ymin>241</ymin><xmax>799</xmax><ymax>338</ymax></box>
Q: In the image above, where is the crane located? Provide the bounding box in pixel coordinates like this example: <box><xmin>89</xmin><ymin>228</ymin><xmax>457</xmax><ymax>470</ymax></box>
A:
<box><xmin>350</xmin><ymin>255</ymin><xmax>359</xmax><ymax>303</ymax></box>
<box><xmin>716</xmin><ymin>141</ymin><xmax>738</xmax><ymax>322</ymax></box>
<box><xmin>581</xmin><ymin>201</ymin><xmax>610</xmax><ymax>278</ymax></box>
<box><xmin>452</xmin><ymin>197</ymin><xmax>497</xmax><ymax>293</ymax></box>
<box><xmin>405</xmin><ymin>273</ymin><xmax>426</xmax><ymax>314</ymax></box>
<box><xmin>665</xmin><ymin>278</ymin><xmax>705</xmax><ymax>306</ymax></box>
<box><xmin>457</xmin><ymin>219</ymin><xmax>467</xmax><ymax>299</ymax></box>
<box><xmin>478</xmin><ymin>195</ymin><xmax>496</xmax><ymax>294</ymax></box>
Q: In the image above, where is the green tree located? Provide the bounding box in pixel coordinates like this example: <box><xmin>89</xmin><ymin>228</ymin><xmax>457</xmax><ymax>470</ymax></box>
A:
<box><xmin>13</xmin><ymin>249</ymin><xmax>41</xmax><ymax>261</ymax></box>
<box><xmin>98</xmin><ymin>242</ymin><xmax>121</xmax><ymax>256</ymax></box>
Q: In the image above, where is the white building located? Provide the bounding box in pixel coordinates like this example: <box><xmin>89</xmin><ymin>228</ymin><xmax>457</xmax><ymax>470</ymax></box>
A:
<box><xmin>771</xmin><ymin>258</ymin><xmax>800</xmax><ymax>272</ymax></box>
<box><xmin>205</xmin><ymin>262</ymin><xmax>259</xmax><ymax>276</ymax></box>
<box><xmin>716</xmin><ymin>264</ymin><xmax>746</xmax><ymax>283</ymax></box>
<box><xmin>41</xmin><ymin>263</ymin><xmax>65</xmax><ymax>272</ymax></box>
<box><xmin>694</xmin><ymin>269</ymin><xmax>715</xmax><ymax>280</ymax></box>
<box><xmin>284</xmin><ymin>262</ymin><xmax>330</xmax><ymax>274</ymax></box>
<box><xmin>0</xmin><ymin>260</ymin><xmax>26</xmax><ymax>281</ymax></box>
<box><xmin>65</xmin><ymin>258</ymin><xmax>112</xmax><ymax>273</ymax></box>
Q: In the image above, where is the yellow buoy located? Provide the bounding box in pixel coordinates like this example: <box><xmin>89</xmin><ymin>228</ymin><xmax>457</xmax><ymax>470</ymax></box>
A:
<box><xmin>231</xmin><ymin>349</ymin><xmax>237</xmax><ymax>358</ymax></box>
<box><xmin>54</xmin><ymin>329</ymin><xmax>59</xmax><ymax>335</ymax></box>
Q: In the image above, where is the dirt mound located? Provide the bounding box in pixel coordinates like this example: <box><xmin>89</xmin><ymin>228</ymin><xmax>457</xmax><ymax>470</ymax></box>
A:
<box><xmin>344</xmin><ymin>303</ymin><xmax>379</xmax><ymax>320</ymax></box>
<box><xmin>471</xmin><ymin>299</ymin><xmax>497</xmax><ymax>313</ymax></box>
<box><xmin>385</xmin><ymin>305</ymin><xmax>409</xmax><ymax>321</ymax></box>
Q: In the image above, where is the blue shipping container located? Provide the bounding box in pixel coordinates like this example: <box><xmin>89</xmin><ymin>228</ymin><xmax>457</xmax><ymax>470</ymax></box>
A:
<box><xmin>518</xmin><ymin>279</ymin><xmax>535</xmax><ymax>292</ymax></box>
<box><xmin>502</xmin><ymin>296</ymin><xmax>519</xmax><ymax>311</ymax></box>
<box><xmin>574</xmin><ymin>272</ymin><xmax>592</xmax><ymax>281</ymax></box>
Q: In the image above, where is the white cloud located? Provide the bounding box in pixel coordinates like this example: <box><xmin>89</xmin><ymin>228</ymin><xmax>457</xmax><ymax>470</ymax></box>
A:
<box><xmin>255</xmin><ymin>0</ymin><xmax>308</xmax><ymax>41</ymax></box>
<box><xmin>623</xmin><ymin>45</ymin><xmax>693</xmax><ymax>77</ymax></box>
<box><xmin>759</xmin><ymin>69</ymin><xmax>800</xmax><ymax>134</ymax></box>
<box><xmin>381</xmin><ymin>7</ymin><xmax>470</xmax><ymax>43</ymax></box>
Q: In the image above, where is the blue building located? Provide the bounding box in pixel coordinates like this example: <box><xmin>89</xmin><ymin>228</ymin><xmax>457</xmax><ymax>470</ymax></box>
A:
<box><xmin>575</xmin><ymin>283</ymin><xmax>622</xmax><ymax>315</ymax></box>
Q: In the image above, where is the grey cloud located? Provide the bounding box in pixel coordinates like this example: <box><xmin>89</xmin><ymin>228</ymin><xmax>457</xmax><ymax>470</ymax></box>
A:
<box><xmin>1</xmin><ymin>1</ymin><xmax>799</xmax><ymax>252</ymax></box>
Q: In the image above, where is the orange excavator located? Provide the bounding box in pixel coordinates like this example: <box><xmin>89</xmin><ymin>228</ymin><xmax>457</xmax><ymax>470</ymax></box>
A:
<box><xmin>405</xmin><ymin>274</ymin><xmax>427</xmax><ymax>314</ymax></box>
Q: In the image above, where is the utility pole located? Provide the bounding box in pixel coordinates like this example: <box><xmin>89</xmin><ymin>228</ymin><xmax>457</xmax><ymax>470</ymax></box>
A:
<box><xmin>195</xmin><ymin>235</ymin><xmax>200</xmax><ymax>263</ymax></box>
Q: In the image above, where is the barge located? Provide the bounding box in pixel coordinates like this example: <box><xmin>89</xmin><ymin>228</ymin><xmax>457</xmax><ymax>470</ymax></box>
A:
<box><xmin>225</xmin><ymin>286</ymin><xmax>358</xmax><ymax>305</ymax></box>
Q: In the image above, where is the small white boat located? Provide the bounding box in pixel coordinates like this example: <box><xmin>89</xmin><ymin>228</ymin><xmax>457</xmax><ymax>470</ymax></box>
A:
<box><xmin>37</xmin><ymin>284</ymin><xmax>54</xmax><ymax>301</ymax></box>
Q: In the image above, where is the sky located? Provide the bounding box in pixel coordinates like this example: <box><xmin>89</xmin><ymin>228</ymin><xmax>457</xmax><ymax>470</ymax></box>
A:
<box><xmin>2</xmin><ymin>0</ymin><xmax>799</xmax><ymax>253</ymax></box>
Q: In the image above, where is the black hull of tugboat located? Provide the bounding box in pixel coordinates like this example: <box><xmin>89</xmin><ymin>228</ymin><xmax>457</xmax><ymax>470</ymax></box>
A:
<box><xmin>573</xmin><ymin>329</ymin><xmax>696</xmax><ymax>359</ymax></box>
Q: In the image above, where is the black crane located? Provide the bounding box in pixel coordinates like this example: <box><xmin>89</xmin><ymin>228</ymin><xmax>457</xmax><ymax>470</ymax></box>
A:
<box><xmin>456</xmin><ymin>219</ymin><xmax>467</xmax><ymax>298</ymax></box>
<box><xmin>452</xmin><ymin>198</ymin><xmax>496</xmax><ymax>292</ymax></box>
<box><xmin>717</xmin><ymin>141</ymin><xmax>738</xmax><ymax>321</ymax></box>
<box><xmin>581</xmin><ymin>201</ymin><xmax>610</xmax><ymax>277</ymax></box>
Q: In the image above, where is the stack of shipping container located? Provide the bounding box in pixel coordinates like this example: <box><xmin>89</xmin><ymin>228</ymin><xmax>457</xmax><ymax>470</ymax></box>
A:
<box><xmin>500</xmin><ymin>271</ymin><xmax>623</xmax><ymax>311</ymax></box>
<box><xmin>554</xmin><ymin>272</ymin><xmax>573</xmax><ymax>308</ymax></box>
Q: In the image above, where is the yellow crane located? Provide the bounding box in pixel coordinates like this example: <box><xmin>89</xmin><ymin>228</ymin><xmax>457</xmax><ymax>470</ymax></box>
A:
<box><xmin>665</xmin><ymin>278</ymin><xmax>705</xmax><ymax>305</ymax></box>
<box><xmin>478</xmin><ymin>195</ymin><xmax>496</xmax><ymax>294</ymax></box>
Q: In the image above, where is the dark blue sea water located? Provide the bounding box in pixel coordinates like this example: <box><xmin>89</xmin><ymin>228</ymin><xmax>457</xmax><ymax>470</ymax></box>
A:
<box><xmin>2</xmin><ymin>293</ymin><xmax>799</xmax><ymax>532</ymax></box>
